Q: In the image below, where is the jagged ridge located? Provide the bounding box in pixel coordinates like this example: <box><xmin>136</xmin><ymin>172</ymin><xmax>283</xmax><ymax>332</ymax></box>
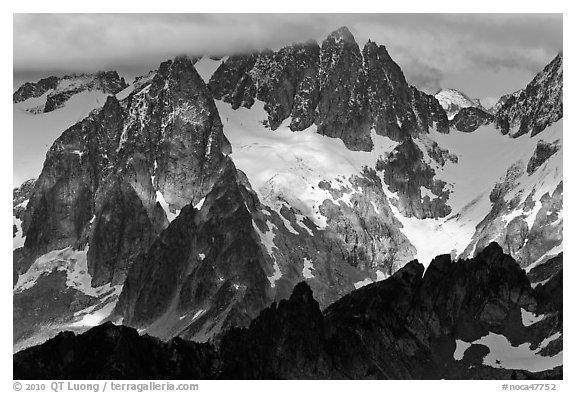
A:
<box><xmin>14</xmin><ymin>243</ymin><xmax>562</xmax><ymax>380</ymax></box>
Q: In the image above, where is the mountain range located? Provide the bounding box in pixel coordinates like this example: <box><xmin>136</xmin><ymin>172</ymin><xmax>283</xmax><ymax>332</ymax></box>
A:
<box><xmin>12</xmin><ymin>26</ymin><xmax>563</xmax><ymax>379</ymax></box>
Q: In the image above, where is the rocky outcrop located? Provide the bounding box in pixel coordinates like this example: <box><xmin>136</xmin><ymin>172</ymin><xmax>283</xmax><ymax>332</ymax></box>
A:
<box><xmin>527</xmin><ymin>140</ymin><xmax>561</xmax><ymax>175</ymax></box>
<box><xmin>13</xmin><ymin>179</ymin><xmax>35</xmax><ymax>221</ymax></box>
<box><xmin>378</xmin><ymin>137</ymin><xmax>452</xmax><ymax>218</ymax></box>
<box><xmin>209</xmin><ymin>42</ymin><xmax>320</xmax><ymax>131</ymax></box>
<box><xmin>119</xmin><ymin>55</ymin><xmax>231</xmax><ymax>210</ymax></box>
<box><xmin>363</xmin><ymin>42</ymin><xmax>448</xmax><ymax>141</ymax></box>
<box><xmin>208</xmin><ymin>27</ymin><xmax>448</xmax><ymax>150</ymax></box>
<box><xmin>87</xmin><ymin>175</ymin><xmax>158</xmax><ymax>287</ymax></box>
<box><xmin>450</xmin><ymin>106</ymin><xmax>494</xmax><ymax>132</ymax></box>
<box><xmin>461</xmin><ymin>157</ymin><xmax>562</xmax><ymax>268</ymax></box>
<box><xmin>527</xmin><ymin>253</ymin><xmax>562</xmax><ymax>285</ymax></box>
<box><xmin>15</xmin><ymin>243</ymin><xmax>563</xmax><ymax>380</ymax></box>
<box><xmin>13</xmin><ymin>26</ymin><xmax>563</xmax><ymax>367</ymax></box>
<box><xmin>22</xmin><ymin>119</ymin><xmax>100</xmax><ymax>253</ymax></box>
<box><xmin>14</xmin><ymin>56</ymin><xmax>234</xmax><ymax>350</ymax></box>
<box><xmin>19</xmin><ymin>55</ymin><xmax>230</xmax><ymax>262</ymax></box>
<box><xmin>113</xmin><ymin>158</ymin><xmax>272</xmax><ymax>342</ymax></box>
<box><xmin>223</xmin><ymin>242</ymin><xmax>562</xmax><ymax>379</ymax></box>
<box><xmin>317</xmin><ymin>169</ymin><xmax>417</xmax><ymax>271</ymax></box>
<box><xmin>495</xmin><ymin>54</ymin><xmax>562</xmax><ymax>137</ymax></box>
<box><xmin>315</xmin><ymin>27</ymin><xmax>372</xmax><ymax>150</ymax></box>
<box><xmin>13</xmin><ymin>76</ymin><xmax>59</xmax><ymax>103</ymax></box>
<box><xmin>13</xmin><ymin>72</ymin><xmax>128</xmax><ymax>112</ymax></box>
<box><xmin>489</xmin><ymin>90</ymin><xmax>521</xmax><ymax>115</ymax></box>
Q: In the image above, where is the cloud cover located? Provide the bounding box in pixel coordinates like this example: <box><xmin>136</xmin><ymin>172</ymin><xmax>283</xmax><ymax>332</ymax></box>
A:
<box><xmin>13</xmin><ymin>13</ymin><xmax>562</xmax><ymax>101</ymax></box>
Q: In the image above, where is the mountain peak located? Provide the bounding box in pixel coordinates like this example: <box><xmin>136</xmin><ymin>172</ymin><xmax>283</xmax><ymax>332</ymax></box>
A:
<box><xmin>435</xmin><ymin>88</ymin><xmax>485</xmax><ymax>120</ymax></box>
<box><xmin>327</xmin><ymin>26</ymin><xmax>356</xmax><ymax>44</ymax></box>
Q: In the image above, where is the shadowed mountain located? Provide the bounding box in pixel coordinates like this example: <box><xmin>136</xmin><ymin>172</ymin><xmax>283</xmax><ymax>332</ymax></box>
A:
<box><xmin>14</xmin><ymin>243</ymin><xmax>562</xmax><ymax>380</ymax></box>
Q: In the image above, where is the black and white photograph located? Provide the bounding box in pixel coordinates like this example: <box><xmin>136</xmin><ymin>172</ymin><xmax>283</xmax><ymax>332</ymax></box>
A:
<box><xmin>9</xmin><ymin>8</ymin><xmax>567</xmax><ymax>386</ymax></box>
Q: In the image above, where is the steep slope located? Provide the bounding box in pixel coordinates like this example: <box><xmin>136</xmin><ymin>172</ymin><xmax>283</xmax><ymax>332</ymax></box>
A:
<box><xmin>112</xmin><ymin>159</ymin><xmax>273</xmax><ymax>342</ymax></box>
<box><xmin>384</xmin><ymin>54</ymin><xmax>562</xmax><ymax>265</ymax></box>
<box><xmin>13</xmin><ymin>27</ymin><xmax>563</xmax><ymax>356</ymax></box>
<box><xmin>15</xmin><ymin>244</ymin><xmax>562</xmax><ymax>380</ymax></box>
<box><xmin>13</xmin><ymin>56</ymin><xmax>232</xmax><ymax>350</ymax></box>
<box><xmin>454</xmin><ymin>53</ymin><xmax>563</xmax><ymax>266</ymax></box>
<box><xmin>459</xmin><ymin>121</ymin><xmax>562</xmax><ymax>268</ymax></box>
<box><xmin>494</xmin><ymin>53</ymin><xmax>562</xmax><ymax>137</ymax></box>
<box><xmin>209</xmin><ymin>26</ymin><xmax>448</xmax><ymax>151</ymax></box>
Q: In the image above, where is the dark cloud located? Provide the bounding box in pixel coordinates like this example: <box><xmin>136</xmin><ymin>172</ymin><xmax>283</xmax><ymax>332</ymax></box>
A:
<box><xmin>13</xmin><ymin>13</ymin><xmax>562</xmax><ymax>99</ymax></box>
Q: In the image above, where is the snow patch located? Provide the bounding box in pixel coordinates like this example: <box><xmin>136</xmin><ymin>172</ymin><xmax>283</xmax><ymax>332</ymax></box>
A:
<box><xmin>525</xmin><ymin>200</ymin><xmax>542</xmax><ymax>230</ymax></box>
<box><xmin>194</xmin><ymin>197</ymin><xmax>206</xmax><ymax>210</ymax></box>
<box><xmin>70</xmin><ymin>286</ymin><xmax>122</xmax><ymax>328</ymax></box>
<box><xmin>156</xmin><ymin>189</ymin><xmax>180</xmax><ymax>222</ymax></box>
<box><xmin>354</xmin><ymin>277</ymin><xmax>373</xmax><ymax>289</ymax></box>
<box><xmin>302</xmin><ymin>258</ymin><xmax>315</xmax><ymax>279</ymax></box>
<box><xmin>453</xmin><ymin>339</ymin><xmax>471</xmax><ymax>361</ymax></box>
<box><xmin>180</xmin><ymin>309</ymin><xmax>206</xmax><ymax>322</ymax></box>
<box><xmin>420</xmin><ymin>186</ymin><xmax>436</xmax><ymax>200</ymax></box>
<box><xmin>454</xmin><ymin>332</ymin><xmax>563</xmax><ymax>372</ymax></box>
<box><xmin>14</xmin><ymin>246</ymin><xmax>119</xmax><ymax>299</ymax></box>
<box><xmin>521</xmin><ymin>308</ymin><xmax>546</xmax><ymax>327</ymax></box>
<box><xmin>252</xmin><ymin>220</ymin><xmax>282</xmax><ymax>287</ymax></box>
<box><xmin>295</xmin><ymin>213</ymin><xmax>314</xmax><ymax>236</ymax></box>
<box><xmin>376</xmin><ymin>270</ymin><xmax>389</xmax><ymax>281</ymax></box>
<box><xmin>13</xmin><ymin>216</ymin><xmax>26</xmax><ymax>250</ymax></box>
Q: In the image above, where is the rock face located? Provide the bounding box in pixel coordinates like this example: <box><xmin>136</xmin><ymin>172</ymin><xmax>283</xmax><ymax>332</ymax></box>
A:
<box><xmin>13</xmin><ymin>56</ymin><xmax>233</xmax><ymax>349</ymax></box>
<box><xmin>461</xmin><ymin>163</ymin><xmax>562</xmax><ymax>269</ymax></box>
<box><xmin>315</xmin><ymin>27</ymin><xmax>372</xmax><ymax>150</ymax></box>
<box><xmin>363</xmin><ymin>41</ymin><xmax>448</xmax><ymax>141</ymax></box>
<box><xmin>489</xmin><ymin>90</ymin><xmax>521</xmax><ymax>115</ymax></box>
<box><xmin>209</xmin><ymin>42</ymin><xmax>320</xmax><ymax>131</ymax></box>
<box><xmin>87</xmin><ymin>175</ymin><xmax>158</xmax><ymax>287</ymax></box>
<box><xmin>495</xmin><ymin>53</ymin><xmax>563</xmax><ymax>137</ymax></box>
<box><xmin>113</xmin><ymin>159</ymin><xmax>272</xmax><ymax>342</ymax></box>
<box><xmin>527</xmin><ymin>140</ymin><xmax>561</xmax><ymax>175</ymax></box>
<box><xmin>14</xmin><ymin>244</ymin><xmax>563</xmax><ymax>380</ymax></box>
<box><xmin>208</xmin><ymin>26</ymin><xmax>448</xmax><ymax>151</ymax></box>
<box><xmin>13</xmin><ymin>25</ymin><xmax>563</xmax><ymax>366</ymax></box>
<box><xmin>450</xmin><ymin>106</ymin><xmax>494</xmax><ymax>132</ymax></box>
<box><xmin>13</xmin><ymin>72</ymin><xmax>128</xmax><ymax>112</ymax></box>
<box><xmin>378</xmin><ymin>137</ymin><xmax>453</xmax><ymax>218</ymax></box>
<box><xmin>13</xmin><ymin>77</ymin><xmax>59</xmax><ymax>103</ymax></box>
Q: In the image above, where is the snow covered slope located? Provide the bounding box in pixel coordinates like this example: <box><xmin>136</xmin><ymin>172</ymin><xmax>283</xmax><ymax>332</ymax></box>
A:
<box><xmin>218</xmin><ymin>99</ymin><xmax>398</xmax><ymax>220</ymax></box>
<box><xmin>435</xmin><ymin>88</ymin><xmax>486</xmax><ymax>120</ymax></box>
<box><xmin>218</xmin><ymin>96</ymin><xmax>562</xmax><ymax>267</ymax></box>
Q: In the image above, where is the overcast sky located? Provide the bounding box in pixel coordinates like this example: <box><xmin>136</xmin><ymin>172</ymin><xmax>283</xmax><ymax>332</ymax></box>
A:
<box><xmin>14</xmin><ymin>13</ymin><xmax>562</xmax><ymax>107</ymax></box>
